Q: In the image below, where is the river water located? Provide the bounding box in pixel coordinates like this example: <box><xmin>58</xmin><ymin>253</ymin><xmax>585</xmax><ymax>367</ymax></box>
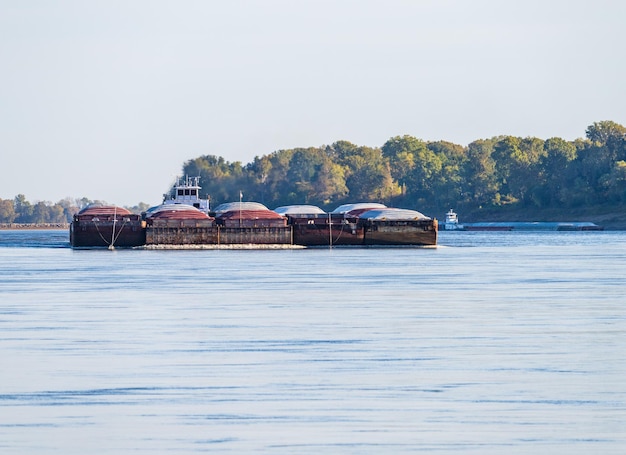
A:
<box><xmin>1</xmin><ymin>229</ymin><xmax>625</xmax><ymax>454</ymax></box>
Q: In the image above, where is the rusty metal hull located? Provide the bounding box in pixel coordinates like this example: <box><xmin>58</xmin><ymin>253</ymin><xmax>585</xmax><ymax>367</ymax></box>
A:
<box><xmin>70</xmin><ymin>217</ymin><xmax>146</xmax><ymax>248</ymax></box>
<box><xmin>287</xmin><ymin>214</ymin><xmax>362</xmax><ymax>246</ymax></box>
<box><xmin>362</xmin><ymin>219</ymin><xmax>438</xmax><ymax>246</ymax></box>
<box><xmin>217</xmin><ymin>227</ymin><xmax>292</xmax><ymax>244</ymax></box>
<box><xmin>291</xmin><ymin>223</ymin><xmax>364</xmax><ymax>246</ymax></box>
<box><xmin>145</xmin><ymin>226</ymin><xmax>292</xmax><ymax>245</ymax></box>
<box><xmin>70</xmin><ymin>212</ymin><xmax>437</xmax><ymax>247</ymax></box>
<box><xmin>146</xmin><ymin>226</ymin><xmax>219</xmax><ymax>245</ymax></box>
<box><xmin>288</xmin><ymin>214</ymin><xmax>437</xmax><ymax>247</ymax></box>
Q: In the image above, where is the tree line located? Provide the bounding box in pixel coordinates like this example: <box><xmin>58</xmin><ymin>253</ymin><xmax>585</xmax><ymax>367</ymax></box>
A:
<box><xmin>183</xmin><ymin>120</ymin><xmax>626</xmax><ymax>216</ymax></box>
<box><xmin>0</xmin><ymin>195</ymin><xmax>148</xmax><ymax>224</ymax></box>
<box><xmin>2</xmin><ymin>120</ymin><xmax>624</xmax><ymax>223</ymax></box>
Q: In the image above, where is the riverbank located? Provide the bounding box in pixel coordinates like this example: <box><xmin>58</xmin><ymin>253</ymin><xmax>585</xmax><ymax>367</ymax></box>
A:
<box><xmin>0</xmin><ymin>223</ymin><xmax>69</xmax><ymax>230</ymax></box>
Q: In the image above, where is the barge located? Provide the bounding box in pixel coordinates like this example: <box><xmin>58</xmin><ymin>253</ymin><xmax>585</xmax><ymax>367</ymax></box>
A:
<box><xmin>70</xmin><ymin>178</ymin><xmax>438</xmax><ymax>248</ymax></box>
<box><xmin>144</xmin><ymin>204</ymin><xmax>217</xmax><ymax>245</ymax></box>
<box><xmin>360</xmin><ymin>209</ymin><xmax>438</xmax><ymax>245</ymax></box>
<box><xmin>70</xmin><ymin>205</ymin><xmax>145</xmax><ymax>248</ymax></box>
<box><xmin>284</xmin><ymin>203</ymin><xmax>437</xmax><ymax>247</ymax></box>
<box><xmin>144</xmin><ymin>198</ymin><xmax>292</xmax><ymax>246</ymax></box>
<box><xmin>214</xmin><ymin>204</ymin><xmax>292</xmax><ymax>245</ymax></box>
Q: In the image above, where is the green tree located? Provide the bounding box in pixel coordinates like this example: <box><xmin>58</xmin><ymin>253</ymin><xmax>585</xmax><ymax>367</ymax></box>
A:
<box><xmin>182</xmin><ymin>155</ymin><xmax>245</xmax><ymax>206</ymax></box>
<box><xmin>491</xmin><ymin>136</ymin><xmax>545</xmax><ymax>205</ymax></box>
<box><xmin>341</xmin><ymin>145</ymin><xmax>398</xmax><ymax>203</ymax></box>
<box><xmin>0</xmin><ymin>199</ymin><xmax>16</xmax><ymax>223</ymax></box>
<box><xmin>30</xmin><ymin>202</ymin><xmax>50</xmax><ymax>224</ymax></box>
<box><xmin>260</xmin><ymin>149</ymin><xmax>295</xmax><ymax>207</ymax></box>
<box><xmin>286</xmin><ymin>148</ymin><xmax>325</xmax><ymax>203</ymax></box>
<box><xmin>586</xmin><ymin>120</ymin><xmax>626</xmax><ymax>147</ymax></box>
<box><xmin>245</xmin><ymin>155</ymin><xmax>273</xmax><ymax>205</ymax></box>
<box><xmin>312</xmin><ymin>157</ymin><xmax>348</xmax><ymax>205</ymax></box>
<box><xmin>463</xmin><ymin>138</ymin><xmax>499</xmax><ymax>207</ymax></box>
<box><xmin>426</xmin><ymin>140</ymin><xmax>467</xmax><ymax>211</ymax></box>
<box><xmin>382</xmin><ymin>135</ymin><xmax>443</xmax><ymax>207</ymax></box>
<box><xmin>57</xmin><ymin>197</ymin><xmax>85</xmax><ymax>221</ymax></box>
<box><xmin>14</xmin><ymin>194</ymin><xmax>33</xmax><ymax>223</ymax></box>
<box><xmin>599</xmin><ymin>160</ymin><xmax>626</xmax><ymax>202</ymax></box>
<box><xmin>516</xmin><ymin>137</ymin><xmax>547</xmax><ymax>206</ymax></box>
<box><xmin>327</xmin><ymin>140</ymin><xmax>359</xmax><ymax>165</ymax></box>
<box><xmin>581</xmin><ymin>121</ymin><xmax>626</xmax><ymax>200</ymax></box>
<box><xmin>540</xmin><ymin>137</ymin><xmax>578</xmax><ymax>205</ymax></box>
<box><xmin>381</xmin><ymin>135</ymin><xmax>422</xmax><ymax>192</ymax></box>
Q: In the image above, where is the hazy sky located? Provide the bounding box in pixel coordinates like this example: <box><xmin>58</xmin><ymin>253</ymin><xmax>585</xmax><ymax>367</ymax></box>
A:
<box><xmin>1</xmin><ymin>0</ymin><xmax>625</xmax><ymax>206</ymax></box>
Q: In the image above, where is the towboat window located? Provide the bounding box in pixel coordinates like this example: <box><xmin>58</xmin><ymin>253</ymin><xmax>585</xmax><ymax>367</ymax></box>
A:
<box><xmin>178</xmin><ymin>189</ymin><xmax>184</xmax><ymax>196</ymax></box>
<box><xmin>185</xmin><ymin>189</ymin><xmax>190</xmax><ymax>195</ymax></box>
<box><xmin>191</xmin><ymin>189</ymin><xmax>197</xmax><ymax>196</ymax></box>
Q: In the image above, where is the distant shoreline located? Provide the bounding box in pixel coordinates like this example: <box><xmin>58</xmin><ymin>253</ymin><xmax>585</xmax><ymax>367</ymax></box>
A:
<box><xmin>0</xmin><ymin>223</ymin><xmax>69</xmax><ymax>230</ymax></box>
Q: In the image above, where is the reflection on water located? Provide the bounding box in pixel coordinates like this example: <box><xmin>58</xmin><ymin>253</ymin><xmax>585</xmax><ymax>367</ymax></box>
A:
<box><xmin>0</xmin><ymin>230</ymin><xmax>625</xmax><ymax>454</ymax></box>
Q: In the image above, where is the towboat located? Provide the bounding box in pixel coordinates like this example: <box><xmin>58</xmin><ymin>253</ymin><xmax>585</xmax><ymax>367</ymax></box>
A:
<box><xmin>162</xmin><ymin>176</ymin><xmax>210</xmax><ymax>213</ymax></box>
<box><xmin>443</xmin><ymin>209</ymin><xmax>464</xmax><ymax>230</ymax></box>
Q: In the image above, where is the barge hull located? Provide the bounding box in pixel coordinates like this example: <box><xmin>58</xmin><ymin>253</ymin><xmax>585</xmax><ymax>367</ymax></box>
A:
<box><xmin>145</xmin><ymin>226</ymin><xmax>292</xmax><ymax>245</ymax></box>
<box><xmin>216</xmin><ymin>227</ymin><xmax>292</xmax><ymax>244</ymax></box>
<box><xmin>70</xmin><ymin>220</ymin><xmax>146</xmax><ymax>247</ymax></box>
<box><xmin>71</xmin><ymin>216</ymin><xmax>438</xmax><ymax>247</ymax></box>
<box><xmin>363</xmin><ymin>220</ymin><xmax>438</xmax><ymax>246</ymax></box>
<box><xmin>289</xmin><ymin>217</ymin><xmax>438</xmax><ymax>246</ymax></box>
<box><xmin>146</xmin><ymin>226</ymin><xmax>219</xmax><ymax>245</ymax></box>
<box><xmin>291</xmin><ymin>224</ymin><xmax>364</xmax><ymax>246</ymax></box>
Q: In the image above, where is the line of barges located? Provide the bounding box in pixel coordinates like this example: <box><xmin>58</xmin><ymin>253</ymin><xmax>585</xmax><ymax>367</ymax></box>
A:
<box><xmin>70</xmin><ymin>177</ymin><xmax>438</xmax><ymax>248</ymax></box>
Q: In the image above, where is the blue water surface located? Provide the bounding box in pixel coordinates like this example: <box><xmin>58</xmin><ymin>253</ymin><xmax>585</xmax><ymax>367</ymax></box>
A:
<box><xmin>0</xmin><ymin>229</ymin><xmax>625</xmax><ymax>454</ymax></box>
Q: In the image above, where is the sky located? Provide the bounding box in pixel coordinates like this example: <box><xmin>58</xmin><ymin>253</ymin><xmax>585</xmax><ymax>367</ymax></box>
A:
<box><xmin>1</xmin><ymin>0</ymin><xmax>625</xmax><ymax>207</ymax></box>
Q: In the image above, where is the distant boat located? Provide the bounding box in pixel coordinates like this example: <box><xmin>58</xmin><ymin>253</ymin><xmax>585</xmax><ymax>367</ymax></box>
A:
<box><xmin>443</xmin><ymin>209</ymin><xmax>464</xmax><ymax>230</ymax></box>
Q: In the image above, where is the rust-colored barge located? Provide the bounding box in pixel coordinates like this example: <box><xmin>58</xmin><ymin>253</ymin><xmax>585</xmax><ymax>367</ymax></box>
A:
<box><xmin>70</xmin><ymin>205</ymin><xmax>145</xmax><ymax>248</ymax></box>
<box><xmin>213</xmin><ymin>206</ymin><xmax>291</xmax><ymax>244</ymax></box>
<box><xmin>282</xmin><ymin>203</ymin><xmax>375</xmax><ymax>246</ymax></box>
<box><xmin>282</xmin><ymin>203</ymin><xmax>438</xmax><ymax>247</ymax></box>
<box><xmin>359</xmin><ymin>209</ymin><xmax>438</xmax><ymax>245</ymax></box>
<box><xmin>289</xmin><ymin>214</ymin><xmax>363</xmax><ymax>246</ymax></box>
<box><xmin>145</xmin><ymin>204</ymin><xmax>217</xmax><ymax>245</ymax></box>
<box><xmin>144</xmin><ymin>202</ymin><xmax>292</xmax><ymax>246</ymax></box>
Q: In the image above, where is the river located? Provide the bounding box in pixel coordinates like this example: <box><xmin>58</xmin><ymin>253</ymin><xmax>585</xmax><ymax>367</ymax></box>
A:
<box><xmin>1</xmin><ymin>229</ymin><xmax>625</xmax><ymax>454</ymax></box>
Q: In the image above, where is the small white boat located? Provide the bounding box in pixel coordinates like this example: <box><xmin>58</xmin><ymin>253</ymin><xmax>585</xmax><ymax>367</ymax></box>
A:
<box><xmin>444</xmin><ymin>209</ymin><xmax>464</xmax><ymax>230</ymax></box>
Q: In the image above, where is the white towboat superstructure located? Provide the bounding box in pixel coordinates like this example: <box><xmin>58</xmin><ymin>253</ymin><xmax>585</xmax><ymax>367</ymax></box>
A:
<box><xmin>444</xmin><ymin>209</ymin><xmax>464</xmax><ymax>230</ymax></box>
<box><xmin>163</xmin><ymin>176</ymin><xmax>210</xmax><ymax>213</ymax></box>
